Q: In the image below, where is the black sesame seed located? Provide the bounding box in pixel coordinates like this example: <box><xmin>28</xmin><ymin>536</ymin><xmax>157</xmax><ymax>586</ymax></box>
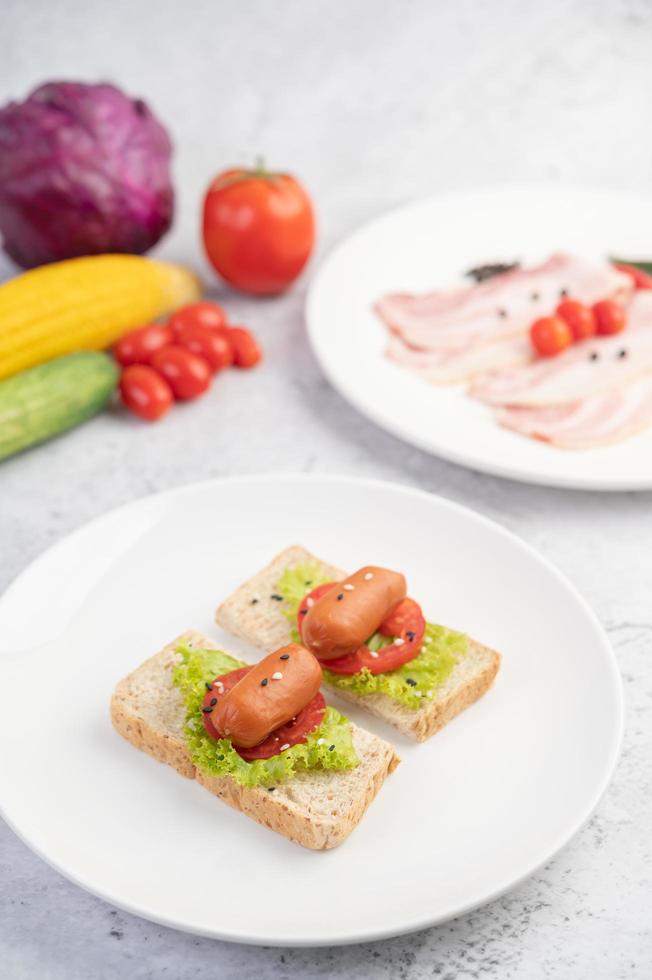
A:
<box><xmin>209</xmin><ymin>697</ymin><xmax>217</xmax><ymax>706</ymax></box>
<box><xmin>202</xmin><ymin>706</ymin><xmax>213</xmax><ymax>713</ymax></box>
<box><xmin>268</xmin><ymin>787</ymin><xmax>276</xmax><ymax>792</ymax></box>
<box><xmin>589</xmin><ymin>351</ymin><xmax>599</xmax><ymax>361</ymax></box>
<box><xmin>531</xmin><ymin>291</ymin><xmax>540</xmax><ymax>301</ymax></box>
<box><xmin>250</xmin><ymin>598</ymin><xmax>259</xmax><ymax>605</ymax></box>
<box><xmin>406</xmin><ymin>678</ymin><xmax>417</xmax><ymax>687</ymax></box>
<box><xmin>280</xmin><ymin>653</ymin><xmax>290</xmax><ymax>660</ymax></box>
<box><xmin>299</xmin><ymin>608</ymin><xmax>308</xmax><ymax>615</ymax></box>
<box><xmin>406</xmin><ymin>630</ymin><xmax>416</xmax><ymax>641</ymax></box>
<box><xmin>336</xmin><ymin>593</ymin><xmax>344</xmax><ymax>601</ymax></box>
<box><xmin>205</xmin><ymin>682</ymin><xmax>213</xmax><ymax>691</ymax></box>
<box><xmin>618</xmin><ymin>348</ymin><xmax>627</xmax><ymax>359</ymax></box>
<box><xmin>270</xmin><ymin>594</ymin><xmax>283</xmax><ymax>601</ymax></box>
<box><xmin>560</xmin><ymin>288</ymin><xmax>569</xmax><ymax>298</ymax></box>
<box><xmin>261</xmin><ymin>677</ymin><xmax>268</xmax><ymax>686</ymax></box>
<box><xmin>497</xmin><ymin>308</ymin><xmax>508</xmax><ymax>318</ymax></box>
<box><xmin>329</xmin><ymin>744</ymin><xmax>335</xmax><ymax>751</ymax></box>
<box><xmin>305</xmin><ymin>580</ymin><xmax>313</xmax><ymax>586</ymax></box>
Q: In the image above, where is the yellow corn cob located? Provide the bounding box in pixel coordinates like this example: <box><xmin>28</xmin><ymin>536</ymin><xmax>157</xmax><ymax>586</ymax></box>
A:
<box><xmin>0</xmin><ymin>254</ymin><xmax>202</xmax><ymax>380</ymax></box>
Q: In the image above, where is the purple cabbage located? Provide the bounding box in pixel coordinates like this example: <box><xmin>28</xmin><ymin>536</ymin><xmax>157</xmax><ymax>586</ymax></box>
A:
<box><xmin>0</xmin><ymin>81</ymin><xmax>174</xmax><ymax>268</ymax></box>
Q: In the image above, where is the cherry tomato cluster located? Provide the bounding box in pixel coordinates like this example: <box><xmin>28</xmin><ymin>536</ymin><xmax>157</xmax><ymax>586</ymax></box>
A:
<box><xmin>114</xmin><ymin>302</ymin><xmax>262</xmax><ymax>421</ymax></box>
<box><xmin>530</xmin><ymin>298</ymin><xmax>626</xmax><ymax>358</ymax></box>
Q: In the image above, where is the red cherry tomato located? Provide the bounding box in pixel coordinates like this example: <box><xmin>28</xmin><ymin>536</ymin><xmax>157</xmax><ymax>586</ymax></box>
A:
<box><xmin>530</xmin><ymin>316</ymin><xmax>573</xmax><ymax>357</ymax></box>
<box><xmin>202</xmin><ymin>165</ymin><xmax>315</xmax><ymax>295</ymax></box>
<box><xmin>174</xmin><ymin>323</ymin><xmax>234</xmax><ymax>371</ymax></box>
<box><xmin>555</xmin><ymin>299</ymin><xmax>597</xmax><ymax>342</ymax></box>
<box><xmin>119</xmin><ymin>365</ymin><xmax>173</xmax><ymax>421</ymax></box>
<box><xmin>229</xmin><ymin>326</ymin><xmax>262</xmax><ymax>368</ymax></box>
<box><xmin>168</xmin><ymin>301</ymin><xmax>227</xmax><ymax>335</ymax></box>
<box><xmin>593</xmin><ymin>299</ymin><xmax>626</xmax><ymax>336</ymax></box>
<box><xmin>150</xmin><ymin>345</ymin><xmax>212</xmax><ymax>400</ymax></box>
<box><xmin>612</xmin><ymin>262</ymin><xmax>652</xmax><ymax>290</ymax></box>
<box><xmin>114</xmin><ymin>323</ymin><xmax>173</xmax><ymax>367</ymax></box>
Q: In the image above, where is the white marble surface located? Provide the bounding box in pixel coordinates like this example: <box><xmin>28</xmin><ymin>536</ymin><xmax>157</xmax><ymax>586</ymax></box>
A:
<box><xmin>1</xmin><ymin>0</ymin><xmax>652</xmax><ymax>976</ymax></box>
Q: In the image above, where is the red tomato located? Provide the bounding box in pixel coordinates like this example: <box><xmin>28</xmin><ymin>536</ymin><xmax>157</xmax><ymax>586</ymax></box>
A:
<box><xmin>593</xmin><ymin>299</ymin><xmax>626</xmax><ymax>336</ymax></box>
<box><xmin>201</xmin><ymin>667</ymin><xmax>326</xmax><ymax>760</ymax></box>
<box><xmin>381</xmin><ymin>597</ymin><xmax>425</xmax><ymax>636</ymax></box>
<box><xmin>296</xmin><ymin>584</ymin><xmax>426</xmax><ymax>676</ymax></box>
<box><xmin>150</xmin><ymin>345</ymin><xmax>212</xmax><ymax>400</ymax></box>
<box><xmin>168</xmin><ymin>301</ymin><xmax>227</xmax><ymax>335</ymax></box>
<box><xmin>612</xmin><ymin>262</ymin><xmax>652</xmax><ymax>290</ymax></box>
<box><xmin>555</xmin><ymin>299</ymin><xmax>597</xmax><ymax>342</ymax></box>
<box><xmin>229</xmin><ymin>326</ymin><xmax>262</xmax><ymax>368</ymax></box>
<box><xmin>202</xmin><ymin>165</ymin><xmax>315</xmax><ymax>295</ymax></box>
<box><xmin>175</xmin><ymin>323</ymin><xmax>234</xmax><ymax>371</ymax></box>
<box><xmin>114</xmin><ymin>323</ymin><xmax>173</xmax><ymax>366</ymax></box>
<box><xmin>119</xmin><ymin>365</ymin><xmax>173</xmax><ymax>421</ymax></box>
<box><xmin>530</xmin><ymin>316</ymin><xmax>573</xmax><ymax>357</ymax></box>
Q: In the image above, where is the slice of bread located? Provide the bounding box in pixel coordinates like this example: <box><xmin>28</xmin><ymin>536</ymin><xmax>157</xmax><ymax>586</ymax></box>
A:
<box><xmin>111</xmin><ymin>629</ymin><xmax>400</xmax><ymax>850</ymax></box>
<box><xmin>215</xmin><ymin>546</ymin><xmax>501</xmax><ymax>742</ymax></box>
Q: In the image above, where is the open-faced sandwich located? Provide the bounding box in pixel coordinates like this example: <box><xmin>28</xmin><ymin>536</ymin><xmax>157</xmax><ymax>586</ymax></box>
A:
<box><xmin>216</xmin><ymin>546</ymin><xmax>501</xmax><ymax>742</ymax></box>
<box><xmin>111</xmin><ymin>630</ymin><xmax>399</xmax><ymax>849</ymax></box>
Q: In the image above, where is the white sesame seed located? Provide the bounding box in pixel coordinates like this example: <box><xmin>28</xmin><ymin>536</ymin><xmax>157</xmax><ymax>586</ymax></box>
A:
<box><xmin>419</xmin><ymin>647</ymin><xmax>425</xmax><ymax>654</ymax></box>
<box><xmin>364</xmin><ymin>572</ymin><xmax>373</xmax><ymax>581</ymax></box>
<box><xmin>306</xmin><ymin>597</ymin><xmax>315</xmax><ymax>608</ymax></box>
<box><xmin>317</xmin><ymin>738</ymin><xmax>326</xmax><ymax>745</ymax></box>
<box><xmin>394</xmin><ymin>637</ymin><xmax>405</xmax><ymax>646</ymax></box>
<box><xmin>343</xmin><ymin>583</ymin><xmax>354</xmax><ymax>591</ymax></box>
<box><xmin>369</xmin><ymin>650</ymin><xmax>379</xmax><ymax>658</ymax></box>
<box><xmin>414</xmin><ymin>691</ymin><xmax>422</xmax><ymax>697</ymax></box>
<box><xmin>280</xmin><ymin>743</ymin><xmax>290</xmax><ymax>751</ymax></box>
<box><xmin>271</xmin><ymin>671</ymin><xmax>283</xmax><ymax>680</ymax></box>
<box><xmin>426</xmin><ymin>690</ymin><xmax>433</xmax><ymax>697</ymax></box>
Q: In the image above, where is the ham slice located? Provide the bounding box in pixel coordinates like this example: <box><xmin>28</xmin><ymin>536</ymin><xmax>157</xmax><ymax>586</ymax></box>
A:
<box><xmin>376</xmin><ymin>253</ymin><xmax>632</xmax><ymax>353</ymax></box>
<box><xmin>497</xmin><ymin>374</ymin><xmax>652</xmax><ymax>449</ymax></box>
<box><xmin>470</xmin><ymin>292</ymin><xmax>652</xmax><ymax>407</ymax></box>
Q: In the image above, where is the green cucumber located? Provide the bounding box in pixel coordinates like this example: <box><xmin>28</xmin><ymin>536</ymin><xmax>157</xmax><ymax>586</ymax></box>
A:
<box><xmin>0</xmin><ymin>351</ymin><xmax>118</xmax><ymax>461</ymax></box>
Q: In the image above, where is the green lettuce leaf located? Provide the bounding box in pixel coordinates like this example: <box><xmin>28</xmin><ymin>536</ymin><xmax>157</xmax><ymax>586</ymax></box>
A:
<box><xmin>277</xmin><ymin>562</ymin><xmax>332</xmax><ymax>626</ymax></box>
<box><xmin>324</xmin><ymin>623</ymin><xmax>465</xmax><ymax>708</ymax></box>
<box><xmin>172</xmin><ymin>644</ymin><xmax>358</xmax><ymax>788</ymax></box>
<box><xmin>276</xmin><ymin>562</ymin><xmax>468</xmax><ymax>710</ymax></box>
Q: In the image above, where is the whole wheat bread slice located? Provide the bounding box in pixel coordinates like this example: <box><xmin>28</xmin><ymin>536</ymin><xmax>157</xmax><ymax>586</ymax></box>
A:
<box><xmin>215</xmin><ymin>546</ymin><xmax>501</xmax><ymax>742</ymax></box>
<box><xmin>111</xmin><ymin>629</ymin><xmax>400</xmax><ymax>850</ymax></box>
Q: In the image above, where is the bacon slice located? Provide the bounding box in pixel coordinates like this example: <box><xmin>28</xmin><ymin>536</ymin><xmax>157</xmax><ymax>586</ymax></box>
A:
<box><xmin>376</xmin><ymin>253</ymin><xmax>632</xmax><ymax>353</ymax></box>
<box><xmin>386</xmin><ymin>333</ymin><xmax>534</xmax><ymax>383</ymax></box>
<box><xmin>497</xmin><ymin>374</ymin><xmax>652</xmax><ymax>449</ymax></box>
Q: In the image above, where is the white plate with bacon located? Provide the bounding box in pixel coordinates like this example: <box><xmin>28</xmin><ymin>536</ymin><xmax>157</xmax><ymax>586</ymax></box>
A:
<box><xmin>306</xmin><ymin>186</ymin><xmax>652</xmax><ymax>490</ymax></box>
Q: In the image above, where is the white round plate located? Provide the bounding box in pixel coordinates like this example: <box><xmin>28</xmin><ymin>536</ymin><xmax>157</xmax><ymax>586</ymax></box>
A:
<box><xmin>0</xmin><ymin>475</ymin><xmax>622</xmax><ymax>945</ymax></box>
<box><xmin>307</xmin><ymin>186</ymin><xmax>652</xmax><ymax>490</ymax></box>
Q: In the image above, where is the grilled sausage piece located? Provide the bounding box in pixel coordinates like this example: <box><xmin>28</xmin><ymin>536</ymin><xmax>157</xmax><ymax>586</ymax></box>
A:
<box><xmin>212</xmin><ymin>643</ymin><xmax>322</xmax><ymax>747</ymax></box>
<box><xmin>302</xmin><ymin>566</ymin><xmax>407</xmax><ymax>661</ymax></box>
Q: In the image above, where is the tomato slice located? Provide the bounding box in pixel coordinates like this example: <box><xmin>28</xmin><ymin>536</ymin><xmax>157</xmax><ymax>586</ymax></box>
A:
<box><xmin>201</xmin><ymin>666</ymin><xmax>326</xmax><ymax>760</ymax></box>
<box><xmin>297</xmin><ymin>584</ymin><xmax>426</xmax><ymax>675</ymax></box>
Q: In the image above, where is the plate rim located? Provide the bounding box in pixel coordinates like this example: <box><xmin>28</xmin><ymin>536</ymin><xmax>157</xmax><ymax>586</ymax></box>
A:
<box><xmin>0</xmin><ymin>473</ymin><xmax>625</xmax><ymax>945</ymax></box>
<box><xmin>306</xmin><ymin>183</ymin><xmax>652</xmax><ymax>491</ymax></box>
